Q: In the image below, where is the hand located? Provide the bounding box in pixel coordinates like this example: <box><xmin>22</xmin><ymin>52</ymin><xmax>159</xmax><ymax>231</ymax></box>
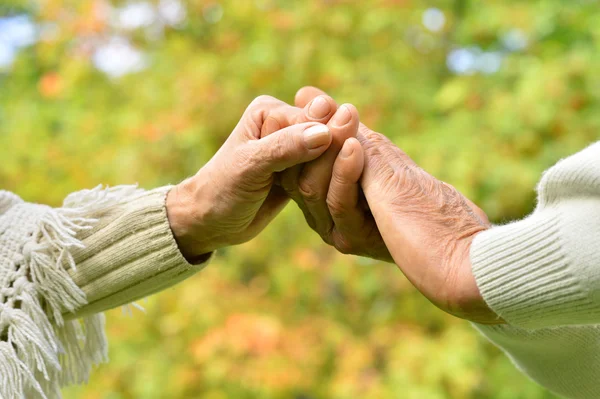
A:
<box><xmin>296</xmin><ymin>86</ymin><xmax>501</xmax><ymax>324</ymax></box>
<box><xmin>166</xmin><ymin>95</ymin><xmax>336</xmax><ymax>263</ymax></box>
<box><xmin>357</xmin><ymin>124</ymin><xmax>500</xmax><ymax>323</ymax></box>
<box><xmin>286</xmin><ymin>87</ymin><xmax>392</xmax><ymax>262</ymax></box>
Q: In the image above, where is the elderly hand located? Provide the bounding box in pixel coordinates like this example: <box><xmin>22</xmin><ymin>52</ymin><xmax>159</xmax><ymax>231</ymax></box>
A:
<box><xmin>294</xmin><ymin>87</ymin><xmax>501</xmax><ymax>324</ymax></box>
<box><xmin>356</xmin><ymin>123</ymin><xmax>500</xmax><ymax>324</ymax></box>
<box><xmin>166</xmin><ymin>95</ymin><xmax>338</xmax><ymax>263</ymax></box>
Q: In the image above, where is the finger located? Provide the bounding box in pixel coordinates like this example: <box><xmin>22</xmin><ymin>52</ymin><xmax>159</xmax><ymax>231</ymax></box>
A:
<box><xmin>290</xmin><ymin>86</ymin><xmax>352</xmax><ymax>236</ymax></box>
<box><xmin>276</xmin><ymin>95</ymin><xmax>339</xmax><ymax>194</ymax></box>
<box><xmin>276</xmin><ymin>87</ymin><xmax>334</xmax><ymax>223</ymax></box>
<box><xmin>274</xmin><ymin>94</ymin><xmax>337</xmax><ymax>207</ymax></box>
<box><xmin>296</xmin><ymin>104</ymin><xmax>360</xmax><ymax>236</ymax></box>
<box><xmin>302</xmin><ymin>94</ymin><xmax>338</xmax><ymax>124</ymax></box>
<box><xmin>243</xmin><ymin>95</ymin><xmax>304</xmax><ymax>140</ymax></box>
<box><xmin>247</xmin><ymin>122</ymin><xmax>332</xmax><ymax>177</ymax></box>
<box><xmin>260</xmin><ymin>95</ymin><xmax>336</xmax><ymax>203</ymax></box>
<box><xmin>327</xmin><ymin>138</ymin><xmax>365</xmax><ymax>233</ymax></box>
<box><xmin>260</xmin><ymin>94</ymin><xmax>337</xmax><ymax>139</ymax></box>
<box><xmin>326</xmin><ymin>139</ymin><xmax>394</xmax><ymax>261</ymax></box>
<box><xmin>295</xmin><ymin>86</ymin><xmax>329</xmax><ymax>108</ymax></box>
<box><xmin>275</xmin><ymin>89</ymin><xmax>334</xmax><ymax>201</ymax></box>
<box><xmin>261</xmin><ymin>116</ymin><xmax>281</xmax><ymax>139</ymax></box>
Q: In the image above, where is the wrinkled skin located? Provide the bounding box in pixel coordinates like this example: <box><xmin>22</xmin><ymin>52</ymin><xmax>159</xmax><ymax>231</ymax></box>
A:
<box><xmin>166</xmin><ymin>94</ymin><xmax>341</xmax><ymax>262</ymax></box>
<box><xmin>289</xmin><ymin>87</ymin><xmax>502</xmax><ymax>324</ymax></box>
<box><xmin>166</xmin><ymin>89</ymin><xmax>501</xmax><ymax>324</ymax></box>
<box><xmin>261</xmin><ymin>95</ymin><xmax>392</xmax><ymax>262</ymax></box>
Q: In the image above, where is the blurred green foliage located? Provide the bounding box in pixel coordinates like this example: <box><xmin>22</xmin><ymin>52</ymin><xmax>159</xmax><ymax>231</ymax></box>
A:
<box><xmin>2</xmin><ymin>0</ymin><xmax>596</xmax><ymax>397</ymax></box>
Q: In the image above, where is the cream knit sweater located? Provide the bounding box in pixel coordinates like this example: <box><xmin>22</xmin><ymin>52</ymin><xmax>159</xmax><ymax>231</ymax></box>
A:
<box><xmin>0</xmin><ymin>185</ymin><xmax>207</xmax><ymax>398</ymax></box>
<box><xmin>1</xmin><ymin>142</ymin><xmax>599</xmax><ymax>398</ymax></box>
<box><xmin>472</xmin><ymin>141</ymin><xmax>600</xmax><ymax>399</ymax></box>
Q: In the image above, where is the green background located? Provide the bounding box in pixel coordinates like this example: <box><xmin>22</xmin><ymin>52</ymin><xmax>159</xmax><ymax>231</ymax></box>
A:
<box><xmin>3</xmin><ymin>0</ymin><xmax>596</xmax><ymax>397</ymax></box>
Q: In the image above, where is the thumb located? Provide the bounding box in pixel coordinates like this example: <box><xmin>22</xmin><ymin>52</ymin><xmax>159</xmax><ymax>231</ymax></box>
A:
<box><xmin>248</xmin><ymin>122</ymin><xmax>332</xmax><ymax>176</ymax></box>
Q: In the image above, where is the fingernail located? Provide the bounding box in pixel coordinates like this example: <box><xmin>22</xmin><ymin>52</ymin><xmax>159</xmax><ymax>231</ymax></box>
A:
<box><xmin>332</xmin><ymin>104</ymin><xmax>351</xmax><ymax>127</ymax></box>
<box><xmin>303</xmin><ymin>124</ymin><xmax>331</xmax><ymax>149</ymax></box>
<box><xmin>308</xmin><ymin>96</ymin><xmax>331</xmax><ymax>119</ymax></box>
<box><xmin>340</xmin><ymin>139</ymin><xmax>355</xmax><ymax>158</ymax></box>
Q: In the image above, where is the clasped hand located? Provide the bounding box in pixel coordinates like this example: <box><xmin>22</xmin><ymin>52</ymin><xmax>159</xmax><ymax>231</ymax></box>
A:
<box><xmin>166</xmin><ymin>87</ymin><xmax>502</xmax><ymax>325</ymax></box>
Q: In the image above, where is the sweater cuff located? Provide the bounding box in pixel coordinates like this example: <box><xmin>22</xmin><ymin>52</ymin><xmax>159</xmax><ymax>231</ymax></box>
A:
<box><xmin>67</xmin><ymin>186</ymin><xmax>211</xmax><ymax>318</ymax></box>
<box><xmin>471</xmin><ymin>208</ymin><xmax>596</xmax><ymax>329</ymax></box>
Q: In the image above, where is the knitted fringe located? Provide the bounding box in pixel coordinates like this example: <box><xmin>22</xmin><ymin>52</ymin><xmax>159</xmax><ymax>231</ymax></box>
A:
<box><xmin>0</xmin><ymin>185</ymin><xmax>143</xmax><ymax>399</ymax></box>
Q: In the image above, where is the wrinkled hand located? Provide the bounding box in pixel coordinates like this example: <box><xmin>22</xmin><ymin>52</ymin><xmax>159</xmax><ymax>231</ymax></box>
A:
<box><xmin>357</xmin><ymin>122</ymin><xmax>500</xmax><ymax>324</ymax></box>
<box><xmin>166</xmin><ymin>95</ymin><xmax>335</xmax><ymax>263</ymax></box>
<box><xmin>295</xmin><ymin>86</ymin><xmax>501</xmax><ymax>324</ymax></box>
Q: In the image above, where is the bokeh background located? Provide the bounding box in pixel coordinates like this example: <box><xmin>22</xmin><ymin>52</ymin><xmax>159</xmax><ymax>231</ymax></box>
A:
<box><xmin>1</xmin><ymin>0</ymin><xmax>597</xmax><ymax>397</ymax></box>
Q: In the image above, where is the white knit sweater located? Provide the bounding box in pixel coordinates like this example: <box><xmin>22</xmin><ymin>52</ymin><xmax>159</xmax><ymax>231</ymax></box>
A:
<box><xmin>472</xmin><ymin>141</ymin><xmax>600</xmax><ymax>399</ymax></box>
<box><xmin>0</xmin><ymin>185</ymin><xmax>207</xmax><ymax>398</ymax></box>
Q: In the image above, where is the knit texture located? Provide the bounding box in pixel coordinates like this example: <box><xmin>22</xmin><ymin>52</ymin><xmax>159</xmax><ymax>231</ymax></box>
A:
<box><xmin>471</xmin><ymin>141</ymin><xmax>600</xmax><ymax>398</ymax></box>
<box><xmin>0</xmin><ymin>185</ymin><xmax>208</xmax><ymax>398</ymax></box>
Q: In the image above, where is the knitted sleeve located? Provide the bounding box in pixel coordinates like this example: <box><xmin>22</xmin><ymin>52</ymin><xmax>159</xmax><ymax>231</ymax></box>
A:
<box><xmin>0</xmin><ymin>185</ymin><xmax>209</xmax><ymax>398</ymax></box>
<box><xmin>471</xmin><ymin>141</ymin><xmax>600</xmax><ymax>398</ymax></box>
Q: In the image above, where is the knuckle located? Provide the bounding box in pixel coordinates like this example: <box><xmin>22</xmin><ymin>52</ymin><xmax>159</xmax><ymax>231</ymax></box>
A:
<box><xmin>358</xmin><ymin>125</ymin><xmax>382</xmax><ymax>140</ymax></box>
<box><xmin>361</xmin><ymin>132</ymin><xmax>389</xmax><ymax>152</ymax></box>
<box><xmin>326</xmin><ymin>196</ymin><xmax>347</xmax><ymax>219</ymax></box>
<box><xmin>248</xmin><ymin>109</ymin><xmax>264</xmax><ymax>132</ymax></box>
<box><xmin>372</xmin><ymin>132</ymin><xmax>389</xmax><ymax>143</ymax></box>
<box><xmin>247</xmin><ymin>95</ymin><xmax>279</xmax><ymax>129</ymax></box>
<box><xmin>250</xmin><ymin>95</ymin><xmax>276</xmax><ymax>108</ymax></box>
<box><xmin>298</xmin><ymin>177</ymin><xmax>324</xmax><ymax>203</ymax></box>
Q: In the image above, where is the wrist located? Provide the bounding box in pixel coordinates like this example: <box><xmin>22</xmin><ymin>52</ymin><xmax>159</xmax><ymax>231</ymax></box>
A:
<box><xmin>166</xmin><ymin>178</ymin><xmax>218</xmax><ymax>263</ymax></box>
<box><xmin>446</xmin><ymin>232</ymin><xmax>505</xmax><ymax>325</ymax></box>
